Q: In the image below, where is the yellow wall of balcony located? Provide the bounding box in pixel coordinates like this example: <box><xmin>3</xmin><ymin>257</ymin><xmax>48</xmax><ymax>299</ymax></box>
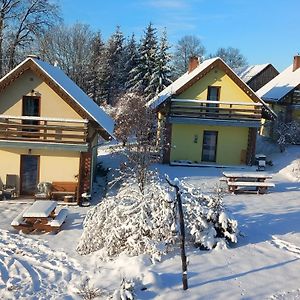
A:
<box><xmin>170</xmin><ymin>124</ymin><xmax>248</xmax><ymax>165</ymax></box>
<box><xmin>176</xmin><ymin>67</ymin><xmax>256</xmax><ymax>108</ymax></box>
<box><xmin>0</xmin><ymin>70</ymin><xmax>82</xmax><ymax>120</ymax></box>
<box><xmin>0</xmin><ymin>148</ymin><xmax>80</xmax><ymax>193</ymax></box>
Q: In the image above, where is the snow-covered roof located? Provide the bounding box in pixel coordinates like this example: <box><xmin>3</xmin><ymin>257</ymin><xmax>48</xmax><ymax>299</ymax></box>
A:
<box><xmin>0</xmin><ymin>57</ymin><xmax>114</xmax><ymax>138</ymax></box>
<box><xmin>257</xmin><ymin>64</ymin><xmax>300</xmax><ymax>102</ymax></box>
<box><xmin>147</xmin><ymin>57</ymin><xmax>219</xmax><ymax>108</ymax></box>
<box><xmin>234</xmin><ymin>64</ymin><xmax>270</xmax><ymax>83</ymax></box>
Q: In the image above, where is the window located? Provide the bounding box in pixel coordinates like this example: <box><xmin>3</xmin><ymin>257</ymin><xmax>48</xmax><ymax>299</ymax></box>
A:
<box><xmin>22</xmin><ymin>96</ymin><xmax>40</xmax><ymax>132</ymax></box>
<box><xmin>206</xmin><ymin>86</ymin><xmax>220</xmax><ymax>115</ymax></box>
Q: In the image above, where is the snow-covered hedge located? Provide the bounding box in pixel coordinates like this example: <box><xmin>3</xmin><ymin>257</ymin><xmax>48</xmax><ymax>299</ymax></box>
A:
<box><xmin>77</xmin><ymin>175</ymin><xmax>238</xmax><ymax>261</ymax></box>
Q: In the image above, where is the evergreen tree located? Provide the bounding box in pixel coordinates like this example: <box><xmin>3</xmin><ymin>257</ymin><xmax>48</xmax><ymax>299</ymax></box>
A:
<box><xmin>124</xmin><ymin>34</ymin><xmax>139</xmax><ymax>90</ymax></box>
<box><xmin>87</xmin><ymin>32</ymin><xmax>106</xmax><ymax>104</ymax></box>
<box><xmin>129</xmin><ymin>23</ymin><xmax>158</xmax><ymax>101</ymax></box>
<box><xmin>103</xmin><ymin>26</ymin><xmax>125</xmax><ymax>105</ymax></box>
<box><xmin>150</xmin><ymin>29</ymin><xmax>173</xmax><ymax>95</ymax></box>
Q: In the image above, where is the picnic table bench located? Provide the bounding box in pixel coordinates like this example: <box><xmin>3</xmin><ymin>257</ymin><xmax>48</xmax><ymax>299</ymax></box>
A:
<box><xmin>11</xmin><ymin>200</ymin><xmax>68</xmax><ymax>233</ymax></box>
<box><xmin>222</xmin><ymin>172</ymin><xmax>275</xmax><ymax>194</ymax></box>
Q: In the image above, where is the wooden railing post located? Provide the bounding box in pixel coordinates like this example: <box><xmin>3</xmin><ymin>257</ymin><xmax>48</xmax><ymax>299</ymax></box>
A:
<box><xmin>44</xmin><ymin>120</ymin><xmax>47</xmax><ymax>140</ymax></box>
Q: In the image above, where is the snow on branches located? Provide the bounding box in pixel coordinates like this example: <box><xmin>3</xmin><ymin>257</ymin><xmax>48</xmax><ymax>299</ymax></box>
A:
<box><xmin>178</xmin><ymin>180</ymin><xmax>238</xmax><ymax>250</ymax></box>
<box><xmin>77</xmin><ymin>174</ymin><xmax>176</xmax><ymax>261</ymax></box>
<box><xmin>77</xmin><ymin>174</ymin><xmax>238</xmax><ymax>261</ymax></box>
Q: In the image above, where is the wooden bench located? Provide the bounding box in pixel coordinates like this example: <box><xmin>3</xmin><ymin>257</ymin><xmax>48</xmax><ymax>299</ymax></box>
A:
<box><xmin>48</xmin><ymin>208</ymin><xmax>68</xmax><ymax>233</ymax></box>
<box><xmin>51</xmin><ymin>181</ymin><xmax>77</xmax><ymax>201</ymax></box>
<box><xmin>227</xmin><ymin>181</ymin><xmax>275</xmax><ymax>194</ymax></box>
<box><xmin>11</xmin><ymin>209</ymin><xmax>33</xmax><ymax>232</ymax></box>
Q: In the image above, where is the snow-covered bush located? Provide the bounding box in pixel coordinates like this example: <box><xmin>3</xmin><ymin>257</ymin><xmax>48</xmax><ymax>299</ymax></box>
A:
<box><xmin>178</xmin><ymin>180</ymin><xmax>238</xmax><ymax>250</ymax></box>
<box><xmin>76</xmin><ymin>278</ymin><xmax>103</xmax><ymax>300</ymax></box>
<box><xmin>77</xmin><ymin>174</ymin><xmax>176</xmax><ymax>261</ymax></box>
<box><xmin>276</xmin><ymin>121</ymin><xmax>300</xmax><ymax>151</ymax></box>
<box><xmin>77</xmin><ymin>174</ymin><xmax>238</xmax><ymax>261</ymax></box>
<box><xmin>111</xmin><ymin>278</ymin><xmax>136</xmax><ymax>300</ymax></box>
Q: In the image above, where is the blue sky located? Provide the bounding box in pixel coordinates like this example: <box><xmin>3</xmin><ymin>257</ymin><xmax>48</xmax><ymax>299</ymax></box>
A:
<box><xmin>59</xmin><ymin>0</ymin><xmax>299</xmax><ymax>71</ymax></box>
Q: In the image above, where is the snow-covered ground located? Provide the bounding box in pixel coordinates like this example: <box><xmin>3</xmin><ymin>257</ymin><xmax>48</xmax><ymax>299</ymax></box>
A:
<box><xmin>0</xmin><ymin>145</ymin><xmax>299</xmax><ymax>299</ymax></box>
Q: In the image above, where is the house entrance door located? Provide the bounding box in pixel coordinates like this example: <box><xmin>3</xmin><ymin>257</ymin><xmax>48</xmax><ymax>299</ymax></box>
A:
<box><xmin>20</xmin><ymin>155</ymin><xmax>39</xmax><ymax>195</ymax></box>
<box><xmin>201</xmin><ymin>131</ymin><xmax>218</xmax><ymax>162</ymax></box>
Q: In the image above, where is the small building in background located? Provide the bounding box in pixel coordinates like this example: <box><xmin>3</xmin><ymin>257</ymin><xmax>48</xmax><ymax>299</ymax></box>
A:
<box><xmin>235</xmin><ymin>64</ymin><xmax>279</xmax><ymax>92</ymax></box>
<box><xmin>257</xmin><ymin>55</ymin><xmax>300</xmax><ymax>140</ymax></box>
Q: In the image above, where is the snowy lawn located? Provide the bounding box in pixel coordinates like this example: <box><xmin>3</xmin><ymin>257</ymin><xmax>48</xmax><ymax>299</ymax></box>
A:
<box><xmin>0</xmin><ymin>145</ymin><xmax>299</xmax><ymax>299</ymax></box>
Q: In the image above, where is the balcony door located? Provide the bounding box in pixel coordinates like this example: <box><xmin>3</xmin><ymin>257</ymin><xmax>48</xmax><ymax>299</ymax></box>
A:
<box><xmin>206</xmin><ymin>86</ymin><xmax>220</xmax><ymax>116</ymax></box>
<box><xmin>201</xmin><ymin>131</ymin><xmax>218</xmax><ymax>162</ymax></box>
<box><xmin>22</xmin><ymin>96</ymin><xmax>40</xmax><ymax>132</ymax></box>
<box><xmin>20</xmin><ymin>155</ymin><xmax>39</xmax><ymax>195</ymax></box>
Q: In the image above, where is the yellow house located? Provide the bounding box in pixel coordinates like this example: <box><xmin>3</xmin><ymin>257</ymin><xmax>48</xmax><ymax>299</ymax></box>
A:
<box><xmin>0</xmin><ymin>56</ymin><xmax>114</xmax><ymax>202</ymax></box>
<box><xmin>148</xmin><ymin>57</ymin><xmax>275</xmax><ymax>166</ymax></box>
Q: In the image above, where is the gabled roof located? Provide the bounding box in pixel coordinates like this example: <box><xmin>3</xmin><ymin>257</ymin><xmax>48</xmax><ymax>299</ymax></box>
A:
<box><xmin>147</xmin><ymin>57</ymin><xmax>218</xmax><ymax>109</ymax></box>
<box><xmin>147</xmin><ymin>57</ymin><xmax>276</xmax><ymax>120</ymax></box>
<box><xmin>234</xmin><ymin>64</ymin><xmax>271</xmax><ymax>83</ymax></box>
<box><xmin>0</xmin><ymin>57</ymin><xmax>114</xmax><ymax>138</ymax></box>
<box><xmin>257</xmin><ymin>64</ymin><xmax>300</xmax><ymax>102</ymax></box>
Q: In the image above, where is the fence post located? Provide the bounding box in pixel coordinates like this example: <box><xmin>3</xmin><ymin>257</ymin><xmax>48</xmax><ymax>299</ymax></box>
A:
<box><xmin>166</xmin><ymin>177</ymin><xmax>188</xmax><ymax>290</ymax></box>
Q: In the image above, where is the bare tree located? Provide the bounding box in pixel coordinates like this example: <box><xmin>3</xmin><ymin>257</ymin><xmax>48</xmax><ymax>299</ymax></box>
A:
<box><xmin>210</xmin><ymin>47</ymin><xmax>247</xmax><ymax>69</ymax></box>
<box><xmin>7</xmin><ymin>0</ymin><xmax>60</xmax><ymax>70</ymax></box>
<box><xmin>114</xmin><ymin>92</ymin><xmax>159</xmax><ymax>193</ymax></box>
<box><xmin>173</xmin><ymin>35</ymin><xmax>206</xmax><ymax>77</ymax></box>
<box><xmin>0</xmin><ymin>0</ymin><xmax>20</xmax><ymax>75</ymax></box>
<box><xmin>38</xmin><ymin>23</ymin><xmax>93</xmax><ymax>92</ymax></box>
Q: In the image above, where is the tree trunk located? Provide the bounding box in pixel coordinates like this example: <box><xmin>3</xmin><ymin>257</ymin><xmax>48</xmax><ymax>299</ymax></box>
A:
<box><xmin>166</xmin><ymin>177</ymin><xmax>188</xmax><ymax>290</ymax></box>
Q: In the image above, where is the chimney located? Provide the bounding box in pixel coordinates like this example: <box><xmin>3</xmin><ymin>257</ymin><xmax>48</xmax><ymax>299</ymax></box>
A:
<box><xmin>27</xmin><ymin>54</ymin><xmax>40</xmax><ymax>60</ymax></box>
<box><xmin>188</xmin><ymin>56</ymin><xmax>200</xmax><ymax>73</ymax></box>
<box><xmin>293</xmin><ymin>55</ymin><xmax>300</xmax><ymax>72</ymax></box>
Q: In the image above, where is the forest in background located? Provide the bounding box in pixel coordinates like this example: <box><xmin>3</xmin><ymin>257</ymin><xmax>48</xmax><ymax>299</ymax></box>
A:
<box><xmin>0</xmin><ymin>0</ymin><xmax>247</xmax><ymax>105</ymax></box>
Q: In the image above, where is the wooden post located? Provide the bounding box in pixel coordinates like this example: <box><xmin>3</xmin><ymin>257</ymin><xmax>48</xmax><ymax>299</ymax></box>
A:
<box><xmin>166</xmin><ymin>177</ymin><xmax>188</xmax><ymax>290</ymax></box>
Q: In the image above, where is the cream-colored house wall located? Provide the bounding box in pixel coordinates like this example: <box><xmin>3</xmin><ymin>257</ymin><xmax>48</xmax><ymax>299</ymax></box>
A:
<box><xmin>0</xmin><ymin>70</ymin><xmax>82</xmax><ymax>119</ymax></box>
<box><xmin>0</xmin><ymin>148</ymin><xmax>80</xmax><ymax>192</ymax></box>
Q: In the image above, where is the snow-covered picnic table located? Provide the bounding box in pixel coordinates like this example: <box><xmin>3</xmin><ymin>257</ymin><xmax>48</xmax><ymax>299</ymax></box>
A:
<box><xmin>222</xmin><ymin>172</ymin><xmax>272</xmax><ymax>181</ymax></box>
<box><xmin>23</xmin><ymin>200</ymin><xmax>57</xmax><ymax>218</ymax></box>
<box><xmin>11</xmin><ymin>200</ymin><xmax>68</xmax><ymax>233</ymax></box>
<box><xmin>222</xmin><ymin>172</ymin><xmax>275</xmax><ymax>194</ymax></box>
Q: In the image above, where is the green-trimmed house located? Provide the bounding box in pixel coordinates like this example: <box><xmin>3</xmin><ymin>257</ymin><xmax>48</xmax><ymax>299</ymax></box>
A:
<box><xmin>148</xmin><ymin>57</ymin><xmax>275</xmax><ymax>166</ymax></box>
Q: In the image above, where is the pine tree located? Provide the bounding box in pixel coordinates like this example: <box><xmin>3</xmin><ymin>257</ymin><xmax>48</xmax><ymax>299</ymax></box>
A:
<box><xmin>124</xmin><ymin>34</ymin><xmax>139</xmax><ymax>90</ymax></box>
<box><xmin>103</xmin><ymin>26</ymin><xmax>126</xmax><ymax>105</ymax></box>
<box><xmin>150</xmin><ymin>29</ymin><xmax>173</xmax><ymax>95</ymax></box>
<box><xmin>87</xmin><ymin>32</ymin><xmax>106</xmax><ymax>104</ymax></box>
<box><xmin>129</xmin><ymin>23</ymin><xmax>158</xmax><ymax>101</ymax></box>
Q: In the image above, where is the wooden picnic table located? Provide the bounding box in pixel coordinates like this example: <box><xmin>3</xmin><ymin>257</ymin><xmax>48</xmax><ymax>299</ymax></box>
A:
<box><xmin>222</xmin><ymin>172</ymin><xmax>275</xmax><ymax>194</ymax></box>
<box><xmin>11</xmin><ymin>200</ymin><xmax>68</xmax><ymax>233</ymax></box>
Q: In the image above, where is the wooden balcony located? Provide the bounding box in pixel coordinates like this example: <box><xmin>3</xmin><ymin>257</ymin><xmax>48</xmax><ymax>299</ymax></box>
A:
<box><xmin>169</xmin><ymin>99</ymin><xmax>262</xmax><ymax>127</ymax></box>
<box><xmin>0</xmin><ymin>115</ymin><xmax>88</xmax><ymax>145</ymax></box>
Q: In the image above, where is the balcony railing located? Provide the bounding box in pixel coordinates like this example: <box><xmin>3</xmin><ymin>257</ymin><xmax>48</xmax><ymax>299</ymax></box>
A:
<box><xmin>170</xmin><ymin>99</ymin><xmax>262</xmax><ymax>121</ymax></box>
<box><xmin>0</xmin><ymin>115</ymin><xmax>88</xmax><ymax>144</ymax></box>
